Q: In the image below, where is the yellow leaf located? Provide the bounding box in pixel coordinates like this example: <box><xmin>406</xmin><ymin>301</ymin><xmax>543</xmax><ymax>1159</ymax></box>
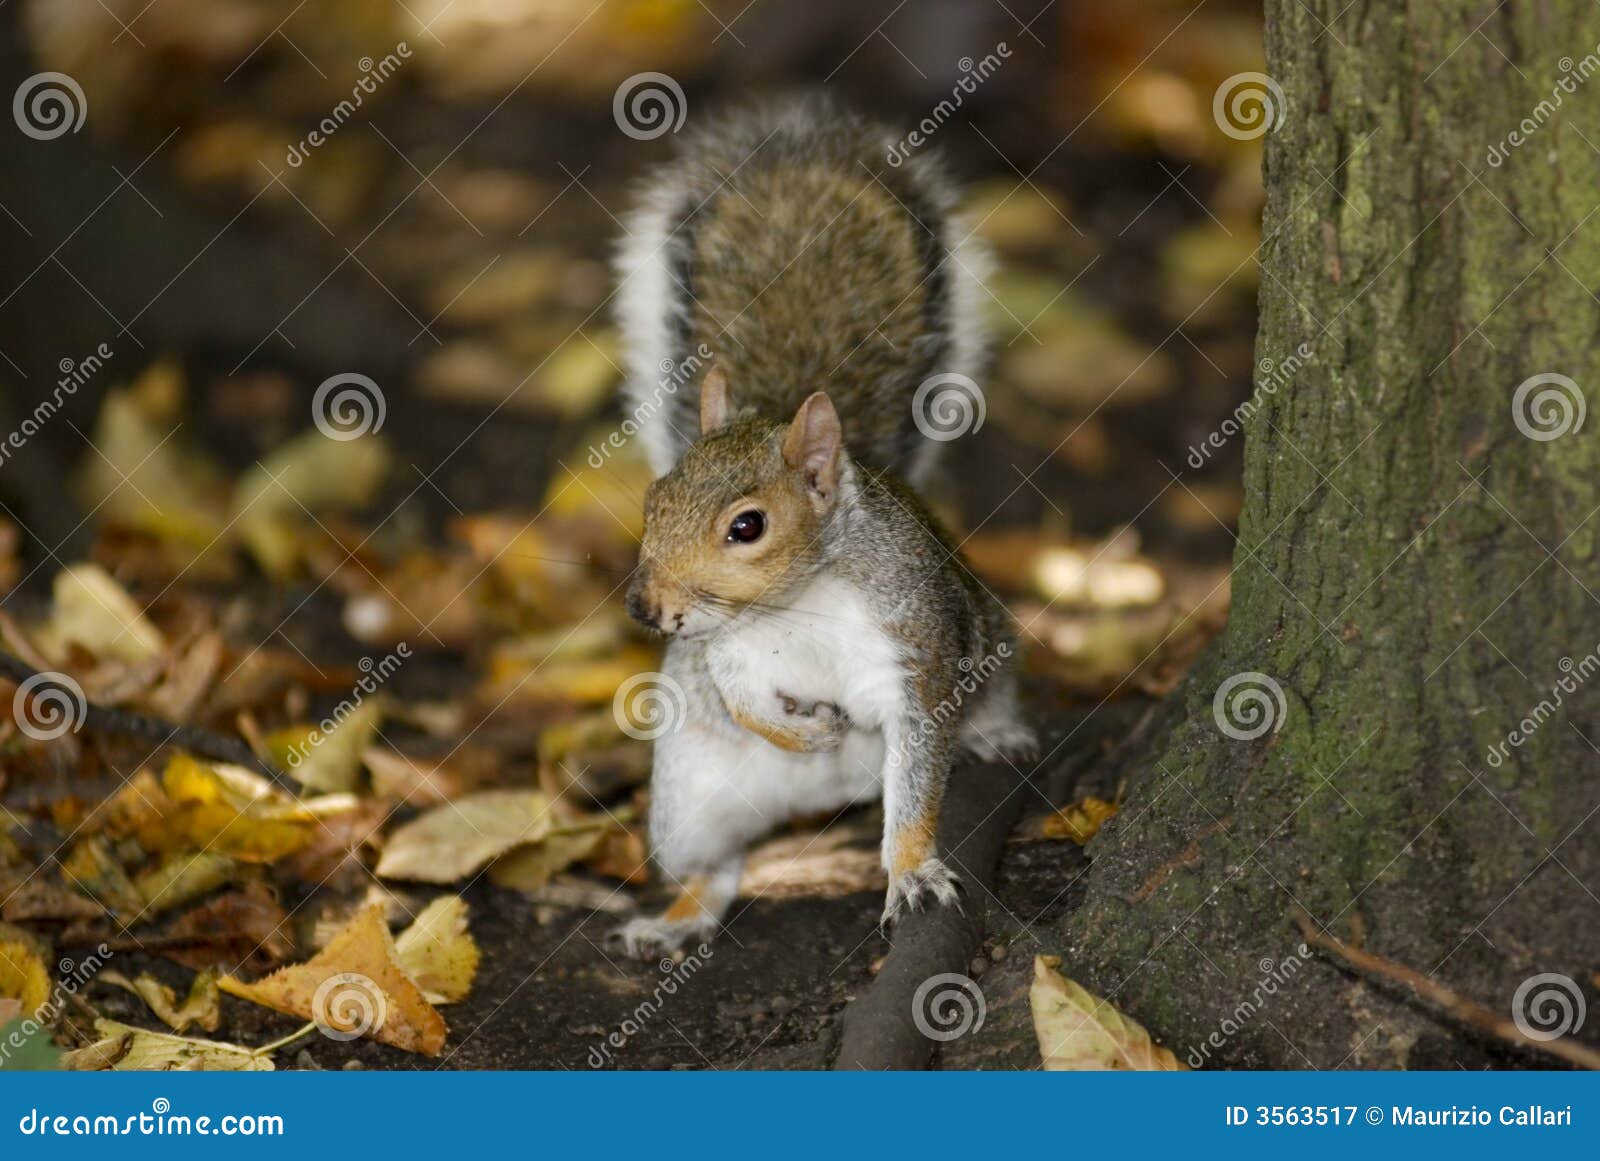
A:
<box><xmin>1030</xmin><ymin>956</ymin><xmax>1186</xmax><ymax>1071</ymax></box>
<box><xmin>61</xmin><ymin>837</ymin><xmax>145</xmax><ymax>915</ymax></box>
<box><xmin>233</xmin><ymin>427</ymin><xmax>391</xmax><ymax>525</ymax></box>
<box><xmin>66</xmin><ymin>1019</ymin><xmax>272</xmax><ymax>1071</ymax></box>
<box><xmin>376</xmin><ymin>789</ymin><xmax>553</xmax><ymax>883</ymax></box>
<box><xmin>102</xmin><ymin>970</ymin><xmax>220</xmax><ymax>1034</ymax></box>
<box><xmin>44</xmin><ymin>563</ymin><xmax>167</xmax><ymax>664</ymax></box>
<box><xmin>487</xmin><ymin>827</ymin><xmax>605</xmax><ymax>893</ymax></box>
<box><xmin>0</xmin><ymin>927</ymin><xmax>51</xmax><ymax>1013</ymax></box>
<box><xmin>266</xmin><ymin>695</ymin><xmax>386</xmax><ymax>794</ymax></box>
<box><xmin>159</xmin><ymin>754</ymin><xmax>365</xmax><ymax>863</ymax></box>
<box><xmin>74</xmin><ymin>369</ymin><xmax>227</xmax><ymax>550</ymax></box>
<box><xmin>134</xmin><ymin>851</ymin><xmax>241</xmax><ymax>916</ymax></box>
<box><xmin>1041</xmin><ymin>797</ymin><xmax>1120</xmax><ymax>844</ymax></box>
<box><xmin>393</xmin><ymin>897</ymin><xmax>480</xmax><ymax>1005</ymax></box>
<box><xmin>220</xmin><ymin>903</ymin><xmax>446</xmax><ymax>1056</ymax></box>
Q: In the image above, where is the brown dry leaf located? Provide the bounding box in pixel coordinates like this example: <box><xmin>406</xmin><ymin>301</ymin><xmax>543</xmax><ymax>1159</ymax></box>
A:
<box><xmin>66</xmin><ymin>1019</ymin><xmax>271</xmax><ymax>1071</ymax></box>
<box><xmin>157</xmin><ymin>884</ymin><xmax>294</xmax><ymax>975</ymax></box>
<box><xmin>1041</xmin><ymin>798</ymin><xmax>1120</xmax><ymax>844</ymax></box>
<box><xmin>1</xmin><ymin>878</ymin><xmax>104</xmax><ymax>924</ymax></box>
<box><xmin>376</xmin><ymin>789</ymin><xmax>553</xmax><ymax>883</ymax></box>
<box><xmin>583</xmin><ymin>824</ymin><xmax>649</xmax><ymax>885</ymax></box>
<box><xmin>996</xmin><ymin>291</ymin><xmax>1174</xmax><ymax>410</ymax></box>
<box><xmin>0</xmin><ymin>924</ymin><xmax>51</xmax><ymax>1013</ymax></box>
<box><xmin>0</xmin><ymin>997</ymin><xmax>20</xmax><ymax>1025</ymax></box>
<box><xmin>1030</xmin><ymin>955</ymin><xmax>1185</xmax><ymax>1071</ymax></box>
<box><xmin>341</xmin><ymin>555</ymin><xmax>484</xmax><ymax>648</ymax></box>
<box><xmin>362</xmin><ymin>744</ymin><xmax>500</xmax><ymax>805</ymax></box>
<box><xmin>393</xmin><ymin>896</ymin><xmax>480</xmax><ymax>1004</ymax></box>
<box><xmin>220</xmin><ymin>903</ymin><xmax>446</xmax><ymax>1056</ymax></box>
<box><xmin>102</xmin><ymin>969</ymin><xmax>220</xmax><ymax>1034</ymax></box>
<box><xmin>144</xmin><ymin>630</ymin><xmax>224</xmax><ymax>721</ymax></box>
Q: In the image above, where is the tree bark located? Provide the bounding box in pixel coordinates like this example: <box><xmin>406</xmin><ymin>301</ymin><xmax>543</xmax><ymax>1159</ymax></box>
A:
<box><xmin>1060</xmin><ymin>0</ymin><xmax>1600</xmax><ymax>1068</ymax></box>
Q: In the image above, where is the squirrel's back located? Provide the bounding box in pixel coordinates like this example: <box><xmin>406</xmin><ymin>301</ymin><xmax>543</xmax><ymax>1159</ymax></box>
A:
<box><xmin>615</xmin><ymin>96</ymin><xmax>990</xmax><ymax>487</ymax></box>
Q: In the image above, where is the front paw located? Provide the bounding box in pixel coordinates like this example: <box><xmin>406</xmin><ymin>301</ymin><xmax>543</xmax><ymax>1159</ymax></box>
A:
<box><xmin>775</xmin><ymin>691</ymin><xmax>850</xmax><ymax>751</ymax></box>
<box><xmin>880</xmin><ymin>856</ymin><xmax>963</xmax><ymax>933</ymax></box>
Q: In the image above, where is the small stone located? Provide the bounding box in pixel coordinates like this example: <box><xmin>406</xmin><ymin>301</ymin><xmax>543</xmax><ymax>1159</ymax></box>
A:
<box><xmin>293</xmin><ymin>1050</ymin><xmax>322</xmax><ymax>1071</ymax></box>
<box><xmin>969</xmin><ymin>956</ymin><xmax>988</xmax><ymax>977</ymax></box>
<box><xmin>990</xmin><ymin>943</ymin><xmax>1008</xmax><ymax>962</ymax></box>
<box><xmin>771</xmin><ymin>995</ymin><xmax>794</xmax><ymax>1016</ymax></box>
<box><xmin>341</xmin><ymin>1059</ymin><xmax>365</xmax><ymax>1071</ymax></box>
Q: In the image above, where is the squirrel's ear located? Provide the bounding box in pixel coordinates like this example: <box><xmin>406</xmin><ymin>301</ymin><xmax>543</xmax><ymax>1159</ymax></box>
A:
<box><xmin>700</xmin><ymin>367</ymin><xmax>732</xmax><ymax>435</ymax></box>
<box><xmin>783</xmin><ymin>392</ymin><xmax>842</xmax><ymax>501</ymax></box>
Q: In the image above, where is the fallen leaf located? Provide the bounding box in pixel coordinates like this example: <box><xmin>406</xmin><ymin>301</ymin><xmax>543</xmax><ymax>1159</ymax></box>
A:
<box><xmin>102</xmin><ymin>969</ymin><xmax>220</xmax><ymax>1033</ymax></box>
<box><xmin>61</xmin><ymin>838</ymin><xmax>145</xmax><ymax>915</ymax></box>
<box><xmin>0</xmin><ymin>925</ymin><xmax>51</xmax><ymax>1013</ymax></box>
<box><xmin>134</xmin><ymin>851</ymin><xmax>241</xmax><ymax>916</ymax></box>
<box><xmin>488</xmin><ymin>827</ymin><xmax>604</xmax><ymax>893</ymax></box>
<box><xmin>363</xmin><ymin>744</ymin><xmax>500</xmax><ymax>805</ymax></box>
<box><xmin>393</xmin><ymin>896</ymin><xmax>480</xmax><ymax>1004</ymax></box>
<box><xmin>376</xmin><ymin>789</ymin><xmax>553</xmax><ymax>883</ymax></box>
<box><xmin>1030</xmin><ymin>955</ymin><xmax>1185</xmax><ymax>1070</ymax></box>
<box><xmin>220</xmin><ymin>903</ymin><xmax>446</xmax><ymax>1055</ymax></box>
<box><xmin>156</xmin><ymin>753</ymin><xmax>356</xmax><ymax>863</ymax></box>
<box><xmin>583</xmin><ymin>824</ymin><xmax>649</xmax><ymax>885</ymax></box>
<box><xmin>66</xmin><ymin>1019</ymin><xmax>272</xmax><ymax>1071</ymax></box>
<box><xmin>43</xmin><ymin>564</ymin><xmax>167</xmax><ymax>664</ymax></box>
<box><xmin>157</xmin><ymin>884</ymin><xmax>293</xmax><ymax>975</ymax></box>
<box><xmin>144</xmin><ymin>630</ymin><xmax>224</xmax><ymax>721</ymax></box>
<box><xmin>1040</xmin><ymin>797</ymin><xmax>1120</xmax><ymax>844</ymax></box>
<box><xmin>266</xmin><ymin>695</ymin><xmax>385</xmax><ymax>794</ymax></box>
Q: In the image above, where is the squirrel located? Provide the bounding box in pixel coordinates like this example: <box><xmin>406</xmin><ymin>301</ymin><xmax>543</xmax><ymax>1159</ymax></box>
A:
<box><xmin>610</xmin><ymin>97</ymin><xmax>1036</xmax><ymax>957</ymax></box>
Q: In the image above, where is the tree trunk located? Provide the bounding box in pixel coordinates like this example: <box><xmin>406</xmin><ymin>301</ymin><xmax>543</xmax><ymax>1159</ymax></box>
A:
<box><xmin>1060</xmin><ymin>0</ymin><xmax>1600</xmax><ymax>1068</ymax></box>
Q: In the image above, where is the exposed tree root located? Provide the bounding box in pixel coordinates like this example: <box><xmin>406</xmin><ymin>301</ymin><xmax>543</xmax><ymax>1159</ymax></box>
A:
<box><xmin>834</xmin><ymin>760</ymin><xmax>1024</xmax><ymax>1069</ymax></box>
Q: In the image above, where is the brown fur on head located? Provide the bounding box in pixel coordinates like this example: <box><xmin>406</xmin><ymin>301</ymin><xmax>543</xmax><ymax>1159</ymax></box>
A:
<box><xmin>625</xmin><ymin>372</ymin><xmax>843</xmax><ymax>638</ymax></box>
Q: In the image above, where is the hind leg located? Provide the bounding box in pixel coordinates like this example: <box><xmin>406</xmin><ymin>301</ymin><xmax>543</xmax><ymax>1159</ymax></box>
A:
<box><xmin>960</xmin><ymin>664</ymin><xmax>1037</xmax><ymax>763</ymax></box>
<box><xmin>610</xmin><ymin>643</ymin><xmax>782</xmax><ymax>958</ymax></box>
<box><xmin>612</xmin><ymin>855</ymin><xmax>743</xmax><ymax>959</ymax></box>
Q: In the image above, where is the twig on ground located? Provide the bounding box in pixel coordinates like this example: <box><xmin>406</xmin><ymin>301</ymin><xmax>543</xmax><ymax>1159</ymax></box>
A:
<box><xmin>1294</xmin><ymin>909</ymin><xmax>1600</xmax><ymax>1070</ymax></box>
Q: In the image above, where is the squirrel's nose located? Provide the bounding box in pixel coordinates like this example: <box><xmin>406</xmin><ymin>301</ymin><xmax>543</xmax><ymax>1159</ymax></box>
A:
<box><xmin>625</xmin><ymin>576</ymin><xmax>659</xmax><ymax>630</ymax></box>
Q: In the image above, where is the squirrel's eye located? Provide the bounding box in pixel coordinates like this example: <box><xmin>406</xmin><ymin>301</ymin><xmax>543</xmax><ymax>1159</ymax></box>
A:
<box><xmin>727</xmin><ymin>510</ymin><xmax>765</xmax><ymax>544</ymax></box>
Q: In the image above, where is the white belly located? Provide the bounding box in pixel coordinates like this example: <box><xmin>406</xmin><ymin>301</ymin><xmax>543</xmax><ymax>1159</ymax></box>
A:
<box><xmin>705</xmin><ymin>577</ymin><xmax>904</xmax><ymax>729</ymax></box>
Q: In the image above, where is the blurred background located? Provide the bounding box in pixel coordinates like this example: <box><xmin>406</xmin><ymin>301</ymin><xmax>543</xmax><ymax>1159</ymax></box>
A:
<box><xmin>0</xmin><ymin>0</ymin><xmax>1275</xmax><ymax>1068</ymax></box>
